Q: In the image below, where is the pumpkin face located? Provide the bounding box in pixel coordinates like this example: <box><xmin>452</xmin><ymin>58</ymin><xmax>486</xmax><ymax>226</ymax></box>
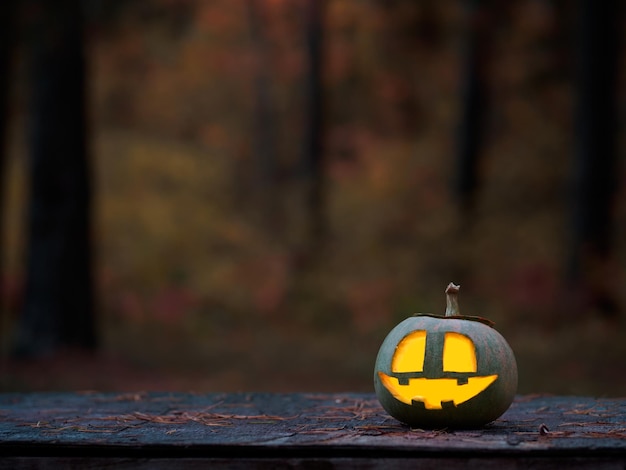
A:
<box><xmin>374</xmin><ymin>284</ymin><xmax>517</xmax><ymax>428</ymax></box>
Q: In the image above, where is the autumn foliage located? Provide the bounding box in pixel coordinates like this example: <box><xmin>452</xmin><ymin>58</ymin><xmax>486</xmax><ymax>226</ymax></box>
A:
<box><xmin>1</xmin><ymin>0</ymin><xmax>625</xmax><ymax>395</ymax></box>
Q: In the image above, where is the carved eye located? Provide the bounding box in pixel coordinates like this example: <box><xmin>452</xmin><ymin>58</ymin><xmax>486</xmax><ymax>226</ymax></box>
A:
<box><xmin>391</xmin><ymin>330</ymin><xmax>426</xmax><ymax>373</ymax></box>
<box><xmin>443</xmin><ymin>332</ymin><xmax>477</xmax><ymax>373</ymax></box>
<box><xmin>391</xmin><ymin>330</ymin><xmax>477</xmax><ymax>374</ymax></box>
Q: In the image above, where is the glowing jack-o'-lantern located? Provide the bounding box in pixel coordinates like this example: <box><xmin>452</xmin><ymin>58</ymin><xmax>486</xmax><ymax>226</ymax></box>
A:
<box><xmin>374</xmin><ymin>283</ymin><xmax>517</xmax><ymax>428</ymax></box>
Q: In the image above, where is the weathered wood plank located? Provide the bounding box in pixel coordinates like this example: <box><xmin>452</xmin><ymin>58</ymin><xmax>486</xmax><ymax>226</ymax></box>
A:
<box><xmin>1</xmin><ymin>456</ymin><xmax>624</xmax><ymax>470</ymax></box>
<box><xmin>0</xmin><ymin>393</ymin><xmax>624</xmax><ymax>468</ymax></box>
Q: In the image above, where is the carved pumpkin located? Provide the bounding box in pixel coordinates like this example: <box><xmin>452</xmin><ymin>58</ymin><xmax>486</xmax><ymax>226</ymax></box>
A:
<box><xmin>374</xmin><ymin>283</ymin><xmax>517</xmax><ymax>428</ymax></box>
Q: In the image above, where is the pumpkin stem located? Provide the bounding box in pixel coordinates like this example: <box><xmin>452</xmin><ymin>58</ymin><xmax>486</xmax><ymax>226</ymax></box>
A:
<box><xmin>445</xmin><ymin>282</ymin><xmax>461</xmax><ymax>317</ymax></box>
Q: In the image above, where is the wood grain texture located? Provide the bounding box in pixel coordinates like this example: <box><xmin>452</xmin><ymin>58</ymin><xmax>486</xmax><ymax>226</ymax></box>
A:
<box><xmin>0</xmin><ymin>393</ymin><xmax>624</xmax><ymax>468</ymax></box>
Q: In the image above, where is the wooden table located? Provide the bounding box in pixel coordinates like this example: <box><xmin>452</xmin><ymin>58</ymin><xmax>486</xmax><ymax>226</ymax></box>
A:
<box><xmin>0</xmin><ymin>392</ymin><xmax>624</xmax><ymax>468</ymax></box>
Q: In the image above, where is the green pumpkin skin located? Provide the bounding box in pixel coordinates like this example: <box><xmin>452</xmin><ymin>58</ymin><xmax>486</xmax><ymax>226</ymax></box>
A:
<box><xmin>374</xmin><ymin>314</ymin><xmax>518</xmax><ymax>429</ymax></box>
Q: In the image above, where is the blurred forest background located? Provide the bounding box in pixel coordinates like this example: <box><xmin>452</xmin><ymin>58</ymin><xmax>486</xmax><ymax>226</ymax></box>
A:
<box><xmin>0</xmin><ymin>0</ymin><xmax>625</xmax><ymax>396</ymax></box>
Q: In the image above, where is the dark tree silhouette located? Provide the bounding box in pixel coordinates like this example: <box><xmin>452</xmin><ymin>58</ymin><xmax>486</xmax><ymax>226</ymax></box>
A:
<box><xmin>0</xmin><ymin>0</ymin><xmax>14</xmax><ymax>159</ymax></box>
<box><xmin>247</xmin><ymin>0</ymin><xmax>281</xmax><ymax>233</ymax></box>
<box><xmin>13</xmin><ymin>0</ymin><xmax>96</xmax><ymax>356</ymax></box>
<box><xmin>568</xmin><ymin>0</ymin><xmax>620</xmax><ymax>317</ymax></box>
<box><xmin>0</xmin><ymin>1</ymin><xmax>16</xmax><ymax>229</ymax></box>
<box><xmin>454</xmin><ymin>0</ymin><xmax>490</xmax><ymax>215</ymax></box>
<box><xmin>302</xmin><ymin>0</ymin><xmax>326</xmax><ymax>245</ymax></box>
<box><xmin>0</xmin><ymin>1</ymin><xmax>16</xmax><ymax>358</ymax></box>
<box><xmin>449</xmin><ymin>0</ymin><xmax>493</xmax><ymax>286</ymax></box>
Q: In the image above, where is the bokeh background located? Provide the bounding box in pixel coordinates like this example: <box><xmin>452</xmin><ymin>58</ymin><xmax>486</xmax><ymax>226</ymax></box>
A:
<box><xmin>1</xmin><ymin>0</ymin><xmax>625</xmax><ymax>396</ymax></box>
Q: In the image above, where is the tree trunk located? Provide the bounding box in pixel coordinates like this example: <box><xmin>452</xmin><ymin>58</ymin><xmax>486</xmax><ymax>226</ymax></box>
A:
<box><xmin>247</xmin><ymin>0</ymin><xmax>281</xmax><ymax>234</ymax></box>
<box><xmin>568</xmin><ymin>0</ymin><xmax>620</xmax><ymax>317</ymax></box>
<box><xmin>302</xmin><ymin>0</ymin><xmax>326</xmax><ymax>247</ymax></box>
<box><xmin>14</xmin><ymin>0</ymin><xmax>96</xmax><ymax>356</ymax></box>
<box><xmin>0</xmin><ymin>0</ymin><xmax>15</xmax><ymax>361</ymax></box>
<box><xmin>450</xmin><ymin>0</ymin><xmax>492</xmax><ymax>285</ymax></box>
<box><xmin>0</xmin><ymin>0</ymin><xmax>14</xmax><ymax>161</ymax></box>
<box><xmin>454</xmin><ymin>0</ymin><xmax>490</xmax><ymax>215</ymax></box>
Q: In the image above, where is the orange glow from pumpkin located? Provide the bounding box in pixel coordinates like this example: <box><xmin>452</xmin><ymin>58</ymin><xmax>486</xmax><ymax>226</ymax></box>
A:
<box><xmin>443</xmin><ymin>332</ymin><xmax>477</xmax><ymax>373</ymax></box>
<box><xmin>392</xmin><ymin>330</ymin><xmax>426</xmax><ymax>373</ymax></box>
<box><xmin>381</xmin><ymin>330</ymin><xmax>498</xmax><ymax>409</ymax></box>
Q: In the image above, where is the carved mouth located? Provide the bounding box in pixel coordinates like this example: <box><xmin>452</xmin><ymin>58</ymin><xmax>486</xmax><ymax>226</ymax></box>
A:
<box><xmin>378</xmin><ymin>372</ymin><xmax>498</xmax><ymax>410</ymax></box>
